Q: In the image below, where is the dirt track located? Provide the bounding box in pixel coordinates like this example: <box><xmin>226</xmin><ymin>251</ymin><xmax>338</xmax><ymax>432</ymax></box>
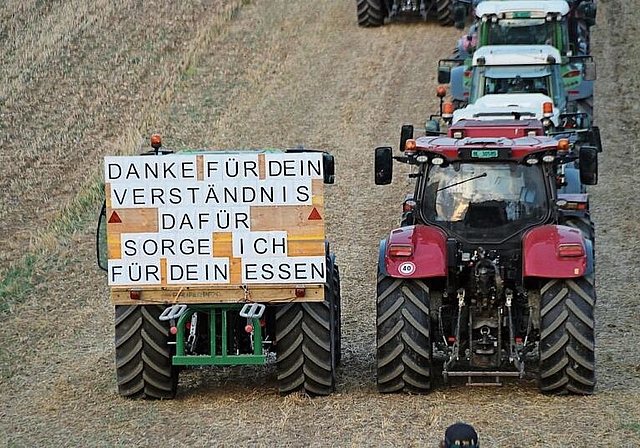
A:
<box><xmin>1</xmin><ymin>0</ymin><xmax>640</xmax><ymax>446</ymax></box>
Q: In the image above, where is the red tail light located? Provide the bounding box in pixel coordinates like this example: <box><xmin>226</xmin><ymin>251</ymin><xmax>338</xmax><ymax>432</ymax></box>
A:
<box><xmin>388</xmin><ymin>244</ymin><xmax>413</xmax><ymax>257</ymax></box>
<box><xmin>563</xmin><ymin>70</ymin><xmax>581</xmax><ymax>78</ymax></box>
<box><xmin>557</xmin><ymin>243</ymin><xmax>584</xmax><ymax>258</ymax></box>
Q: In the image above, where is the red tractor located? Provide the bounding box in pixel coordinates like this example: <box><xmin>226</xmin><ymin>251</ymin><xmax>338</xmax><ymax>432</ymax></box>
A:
<box><xmin>374</xmin><ymin>124</ymin><xmax>598</xmax><ymax>394</ymax></box>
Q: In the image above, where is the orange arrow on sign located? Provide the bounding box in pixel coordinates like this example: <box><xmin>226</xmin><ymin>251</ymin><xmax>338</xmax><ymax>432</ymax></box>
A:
<box><xmin>108</xmin><ymin>211</ymin><xmax>122</xmax><ymax>223</ymax></box>
<box><xmin>308</xmin><ymin>207</ymin><xmax>322</xmax><ymax>220</ymax></box>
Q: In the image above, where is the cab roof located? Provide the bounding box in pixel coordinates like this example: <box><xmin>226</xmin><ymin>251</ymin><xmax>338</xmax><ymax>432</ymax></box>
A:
<box><xmin>475</xmin><ymin>0</ymin><xmax>570</xmax><ymax>18</ymax></box>
<box><xmin>473</xmin><ymin>45</ymin><xmax>562</xmax><ymax>66</ymax></box>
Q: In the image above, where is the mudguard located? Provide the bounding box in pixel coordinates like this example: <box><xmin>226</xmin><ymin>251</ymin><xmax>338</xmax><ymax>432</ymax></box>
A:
<box><xmin>379</xmin><ymin>225</ymin><xmax>447</xmax><ymax>279</ymax></box>
<box><xmin>522</xmin><ymin>225</ymin><xmax>591</xmax><ymax>278</ymax></box>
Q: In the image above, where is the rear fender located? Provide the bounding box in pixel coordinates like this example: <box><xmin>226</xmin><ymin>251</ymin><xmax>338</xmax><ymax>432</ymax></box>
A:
<box><xmin>522</xmin><ymin>225</ymin><xmax>591</xmax><ymax>278</ymax></box>
<box><xmin>380</xmin><ymin>225</ymin><xmax>447</xmax><ymax>278</ymax></box>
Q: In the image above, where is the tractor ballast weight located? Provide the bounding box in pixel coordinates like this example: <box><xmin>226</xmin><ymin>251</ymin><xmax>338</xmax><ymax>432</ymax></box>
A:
<box><xmin>97</xmin><ymin>137</ymin><xmax>341</xmax><ymax>399</ymax></box>
<box><xmin>356</xmin><ymin>0</ymin><xmax>468</xmax><ymax>27</ymax></box>
<box><xmin>373</xmin><ymin>131</ymin><xmax>597</xmax><ymax>394</ymax></box>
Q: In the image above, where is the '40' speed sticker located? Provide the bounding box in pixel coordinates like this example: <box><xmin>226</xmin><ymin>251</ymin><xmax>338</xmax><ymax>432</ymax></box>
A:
<box><xmin>398</xmin><ymin>262</ymin><xmax>415</xmax><ymax>276</ymax></box>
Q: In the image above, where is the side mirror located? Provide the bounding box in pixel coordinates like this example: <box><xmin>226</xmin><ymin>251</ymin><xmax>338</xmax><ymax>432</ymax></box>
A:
<box><xmin>583</xmin><ymin>60</ymin><xmax>596</xmax><ymax>81</ymax></box>
<box><xmin>438</xmin><ymin>65</ymin><xmax>451</xmax><ymax>84</ymax></box>
<box><xmin>96</xmin><ymin>201</ymin><xmax>108</xmax><ymax>271</ymax></box>
<box><xmin>322</xmin><ymin>153</ymin><xmax>335</xmax><ymax>184</ymax></box>
<box><xmin>400</xmin><ymin>124</ymin><xmax>414</xmax><ymax>152</ymax></box>
<box><xmin>588</xmin><ymin>126</ymin><xmax>602</xmax><ymax>152</ymax></box>
<box><xmin>425</xmin><ymin>119</ymin><xmax>440</xmax><ymax>136</ymax></box>
<box><xmin>579</xmin><ymin>146</ymin><xmax>598</xmax><ymax>185</ymax></box>
<box><xmin>374</xmin><ymin>146</ymin><xmax>393</xmax><ymax>185</ymax></box>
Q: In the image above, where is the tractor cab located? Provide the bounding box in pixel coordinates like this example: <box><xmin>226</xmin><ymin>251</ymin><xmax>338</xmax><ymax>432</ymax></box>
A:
<box><xmin>456</xmin><ymin>0</ymin><xmax>596</xmax><ymax>58</ymax></box>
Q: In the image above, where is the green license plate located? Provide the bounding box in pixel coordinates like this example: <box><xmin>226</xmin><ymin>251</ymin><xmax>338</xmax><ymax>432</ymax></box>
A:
<box><xmin>513</xmin><ymin>11</ymin><xmax>531</xmax><ymax>18</ymax></box>
<box><xmin>471</xmin><ymin>150</ymin><xmax>499</xmax><ymax>158</ymax></box>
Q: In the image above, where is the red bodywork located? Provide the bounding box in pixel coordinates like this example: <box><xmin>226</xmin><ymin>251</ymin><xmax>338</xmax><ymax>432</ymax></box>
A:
<box><xmin>384</xmin><ymin>225</ymin><xmax>447</xmax><ymax>278</ymax></box>
<box><xmin>522</xmin><ymin>225</ymin><xmax>588</xmax><ymax>278</ymax></box>
<box><xmin>447</xmin><ymin>119</ymin><xmax>545</xmax><ymax>139</ymax></box>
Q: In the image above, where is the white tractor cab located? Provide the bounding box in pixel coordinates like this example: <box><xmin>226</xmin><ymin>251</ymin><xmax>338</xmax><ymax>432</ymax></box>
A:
<box><xmin>458</xmin><ymin>0</ymin><xmax>589</xmax><ymax>58</ymax></box>
<box><xmin>444</xmin><ymin>45</ymin><xmax>570</xmax><ymax>131</ymax></box>
<box><xmin>448</xmin><ymin>0</ymin><xmax>596</xmax><ymax>108</ymax></box>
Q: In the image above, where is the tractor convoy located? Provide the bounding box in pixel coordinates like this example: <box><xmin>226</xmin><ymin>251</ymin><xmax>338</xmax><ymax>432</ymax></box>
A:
<box><xmin>372</xmin><ymin>0</ymin><xmax>600</xmax><ymax>394</ymax></box>
<box><xmin>95</xmin><ymin>0</ymin><xmax>600</xmax><ymax>399</ymax></box>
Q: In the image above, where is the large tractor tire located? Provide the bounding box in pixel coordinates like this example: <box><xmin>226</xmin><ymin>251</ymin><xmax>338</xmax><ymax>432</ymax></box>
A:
<box><xmin>436</xmin><ymin>0</ymin><xmax>455</xmax><ymax>26</ymax></box>
<box><xmin>376</xmin><ymin>275</ymin><xmax>433</xmax><ymax>393</ymax></box>
<box><xmin>356</xmin><ymin>0</ymin><xmax>386</xmax><ymax>27</ymax></box>
<box><xmin>115</xmin><ymin>305</ymin><xmax>179</xmax><ymax>399</ymax></box>
<box><xmin>276</xmin><ymin>264</ymin><xmax>340</xmax><ymax>396</ymax></box>
<box><xmin>332</xmin><ymin>264</ymin><xmax>342</xmax><ymax>368</ymax></box>
<box><xmin>539</xmin><ymin>277</ymin><xmax>596</xmax><ymax>395</ymax></box>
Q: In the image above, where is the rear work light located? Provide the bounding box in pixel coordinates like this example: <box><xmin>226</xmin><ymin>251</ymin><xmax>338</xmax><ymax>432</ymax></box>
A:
<box><xmin>388</xmin><ymin>244</ymin><xmax>413</xmax><ymax>257</ymax></box>
<box><xmin>558</xmin><ymin>243</ymin><xmax>584</xmax><ymax>258</ymax></box>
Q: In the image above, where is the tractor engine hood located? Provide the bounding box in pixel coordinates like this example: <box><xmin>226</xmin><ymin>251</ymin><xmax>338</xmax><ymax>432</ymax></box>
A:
<box><xmin>453</xmin><ymin>93</ymin><xmax>559</xmax><ymax>126</ymax></box>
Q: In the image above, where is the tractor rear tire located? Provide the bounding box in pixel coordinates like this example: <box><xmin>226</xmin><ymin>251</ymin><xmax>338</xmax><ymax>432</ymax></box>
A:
<box><xmin>115</xmin><ymin>305</ymin><xmax>179</xmax><ymax>399</ymax></box>
<box><xmin>276</xmin><ymin>264</ymin><xmax>339</xmax><ymax>395</ymax></box>
<box><xmin>332</xmin><ymin>264</ymin><xmax>342</xmax><ymax>367</ymax></box>
<box><xmin>376</xmin><ymin>275</ymin><xmax>432</xmax><ymax>393</ymax></box>
<box><xmin>436</xmin><ymin>0</ymin><xmax>455</xmax><ymax>26</ymax></box>
<box><xmin>539</xmin><ymin>277</ymin><xmax>596</xmax><ymax>395</ymax></box>
<box><xmin>357</xmin><ymin>0</ymin><xmax>386</xmax><ymax>27</ymax></box>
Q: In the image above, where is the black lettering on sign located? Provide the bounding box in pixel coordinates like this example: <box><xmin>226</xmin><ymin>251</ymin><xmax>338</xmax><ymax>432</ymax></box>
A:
<box><xmin>267</xmin><ymin>157</ymin><xmax>322</xmax><ymax>178</ymax></box>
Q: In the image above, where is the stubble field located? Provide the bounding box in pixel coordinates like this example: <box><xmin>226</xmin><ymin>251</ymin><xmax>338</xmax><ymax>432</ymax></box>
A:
<box><xmin>1</xmin><ymin>0</ymin><xmax>639</xmax><ymax>446</ymax></box>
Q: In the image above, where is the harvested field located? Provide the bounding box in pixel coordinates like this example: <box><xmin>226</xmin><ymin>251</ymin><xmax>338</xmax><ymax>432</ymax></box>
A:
<box><xmin>1</xmin><ymin>0</ymin><xmax>639</xmax><ymax>446</ymax></box>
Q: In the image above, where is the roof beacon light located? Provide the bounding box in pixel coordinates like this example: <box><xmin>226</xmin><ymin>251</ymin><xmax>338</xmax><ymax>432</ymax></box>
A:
<box><xmin>557</xmin><ymin>138</ymin><xmax>570</xmax><ymax>152</ymax></box>
<box><xmin>150</xmin><ymin>134</ymin><xmax>162</xmax><ymax>149</ymax></box>
<box><xmin>442</xmin><ymin>102</ymin><xmax>455</xmax><ymax>119</ymax></box>
<box><xmin>437</xmin><ymin>85</ymin><xmax>447</xmax><ymax>98</ymax></box>
<box><xmin>405</xmin><ymin>139</ymin><xmax>417</xmax><ymax>152</ymax></box>
<box><xmin>542</xmin><ymin>102</ymin><xmax>553</xmax><ymax>118</ymax></box>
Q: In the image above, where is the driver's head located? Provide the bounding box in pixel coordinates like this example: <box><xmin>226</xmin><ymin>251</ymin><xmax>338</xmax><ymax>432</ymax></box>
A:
<box><xmin>440</xmin><ymin>423</ymin><xmax>479</xmax><ymax>448</ymax></box>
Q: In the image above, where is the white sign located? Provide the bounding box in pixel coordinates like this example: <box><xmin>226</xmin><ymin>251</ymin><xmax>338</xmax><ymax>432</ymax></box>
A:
<box><xmin>105</xmin><ymin>152</ymin><xmax>325</xmax><ymax>286</ymax></box>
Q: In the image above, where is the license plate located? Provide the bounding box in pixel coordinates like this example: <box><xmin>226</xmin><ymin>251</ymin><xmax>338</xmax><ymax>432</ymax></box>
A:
<box><xmin>471</xmin><ymin>150</ymin><xmax>498</xmax><ymax>158</ymax></box>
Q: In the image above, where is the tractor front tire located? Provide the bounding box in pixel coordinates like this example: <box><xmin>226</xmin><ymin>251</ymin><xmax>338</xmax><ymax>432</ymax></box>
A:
<box><xmin>376</xmin><ymin>275</ymin><xmax>433</xmax><ymax>393</ymax></box>
<box><xmin>539</xmin><ymin>277</ymin><xmax>596</xmax><ymax>395</ymax></box>
<box><xmin>357</xmin><ymin>0</ymin><xmax>386</xmax><ymax>27</ymax></box>
<box><xmin>115</xmin><ymin>305</ymin><xmax>179</xmax><ymax>399</ymax></box>
<box><xmin>276</xmin><ymin>264</ymin><xmax>339</xmax><ymax>395</ymax></box>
